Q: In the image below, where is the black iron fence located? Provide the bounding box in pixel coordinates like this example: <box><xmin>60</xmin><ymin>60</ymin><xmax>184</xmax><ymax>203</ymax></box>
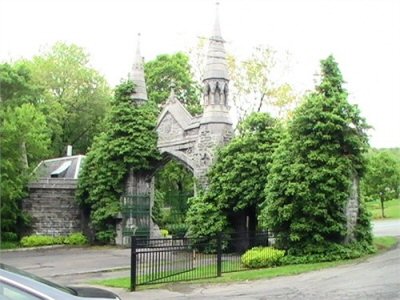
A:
<box><xmin>130</xmin><ymin>231</ymin><xmax>272</xmax><ymax>291</ymax></box>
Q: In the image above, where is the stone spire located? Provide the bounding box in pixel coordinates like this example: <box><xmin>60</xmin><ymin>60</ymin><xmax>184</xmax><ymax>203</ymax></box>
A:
<box><xmin>201</xmin><ymin>2</ymin><xmax>231</xmax><ymax>124</ymax></box>
<box><xmin>131</xmin><ymin>33</ymin><xmax>148</xmax><ymax>102</ymax></box>
<box><xmin>203</xmin><ymin>2</ymin><xmax>229</xmax><ymax>80</ymax></box>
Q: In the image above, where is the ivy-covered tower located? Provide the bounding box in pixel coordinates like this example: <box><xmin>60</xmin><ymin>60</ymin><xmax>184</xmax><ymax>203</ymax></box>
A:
<box><xmin>119</xmin><ymin>34</ymin><xmax>159</xmax><ymax>244</ymax></box>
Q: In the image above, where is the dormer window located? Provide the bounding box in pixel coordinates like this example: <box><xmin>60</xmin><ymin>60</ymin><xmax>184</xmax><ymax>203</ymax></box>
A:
<box><xmin>50</xmin><ymin>161</ymin><xmax>72</xmax><ymax>178</ymax></box>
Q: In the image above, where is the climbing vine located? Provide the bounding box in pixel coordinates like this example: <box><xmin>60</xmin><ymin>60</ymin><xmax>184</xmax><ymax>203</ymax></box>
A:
<box><xmin>77</xmin><ymin>80</ymin><xmax>160</xmax><ymax>243</ymax></box>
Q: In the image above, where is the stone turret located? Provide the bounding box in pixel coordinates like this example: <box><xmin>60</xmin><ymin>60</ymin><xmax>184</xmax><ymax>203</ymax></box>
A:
<box><xmin>201</xmin><ymin>2</ymin><xmax>232</xmax><ymax>125</ymax></box>
<box><xmin>130</xmin><ymin>33</ymin><xmax>148</xmax><ymax>103</ymax></box>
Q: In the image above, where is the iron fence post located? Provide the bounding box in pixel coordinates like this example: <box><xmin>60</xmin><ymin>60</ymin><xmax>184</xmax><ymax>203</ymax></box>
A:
<box><xmin>130</xmin><ymin>236</ymin><xmax>137</xmax><ymax>291</ymax></box>
<box><xmin>217</xmin><ymin>233</ymin><xmax>222</xmax><ymax>277</ymax></box>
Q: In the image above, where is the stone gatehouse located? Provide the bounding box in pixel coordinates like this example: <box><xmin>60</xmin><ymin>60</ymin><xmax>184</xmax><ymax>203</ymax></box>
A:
<box><xmin>23</xmin><ymin>154</ymin><xmax>87</xmax><ymax>236</ymax></box>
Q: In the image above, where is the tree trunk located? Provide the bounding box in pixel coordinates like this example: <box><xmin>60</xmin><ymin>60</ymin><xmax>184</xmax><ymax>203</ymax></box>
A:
<box><xmin>20</xmin><ymin>141</ymin><xmax>29</xmax><ymax>169</ymax></box>
<box><xmin>380</xmin><ymin>198</ymin><xmax>385</xmax><ymax>218</ymax></box>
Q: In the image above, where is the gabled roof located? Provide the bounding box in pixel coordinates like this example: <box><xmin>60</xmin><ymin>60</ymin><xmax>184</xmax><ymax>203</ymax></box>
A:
<box><xmin>157</xmin><ymin>91</ymin><xmax>194</xmax><ymax>130</ymax></box>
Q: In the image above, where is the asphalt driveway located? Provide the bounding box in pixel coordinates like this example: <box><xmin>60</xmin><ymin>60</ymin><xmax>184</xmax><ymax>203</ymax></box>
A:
<box><xmin>116</xmin><ymin>240</ymin><xmax>400</xmax><ymax>299</ymax></box>
<box><xmin>0</xmin><ymin>220</ymin><xmax>399</xmax><ymax>299</ymax></box>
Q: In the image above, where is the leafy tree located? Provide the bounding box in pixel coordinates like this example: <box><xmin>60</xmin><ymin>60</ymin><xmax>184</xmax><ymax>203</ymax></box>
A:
<box><xmin>0</xmin><ymin>104</ymin><xmax>50</xmax><ymax>241</ymax></box>
<box><xmin>0</xmin><ymin>63</ymin><xmax>43</xmax><ymax>108</ymax></box>
<box><xmin>1</xmin><ymin>63</ymin><xmax>51</xmax><ymax>241</ymax></box>
<box><xmin>25</xmin><ymin>42</ymin><xmax>112</xmax><ymax>156</ymax></box>
<box><xmin>260</xmin><ymin>55</ymin><xmax>372</xmax><ymax>259</ymax></box>
<box><xmin>77</xmin><ymin>80</ymin><xmax>160</xmax><ymax>243</ymax></box>
<box><xmin>362</xmin><ymin>151</ymin><xmax>400</xmax><ymax>217</ymax></box>
<box><xmin>187</xmin><ymin>112</ymin><xmax>281</xmax><ymax>242</ymax></box>
<box><xmin>188</xmin><ymin>43</ymin><xmax>298</xmax><ymax>122</ymax></box>
<box><xmin>144</xmin><ymin>52</ymin><xmax>202</xmax><ymax>115</ymax></box>
<box><xmin>227</xmin><ymin>47</ymin><xmax>299</xmax><ymax>121</ymax></box>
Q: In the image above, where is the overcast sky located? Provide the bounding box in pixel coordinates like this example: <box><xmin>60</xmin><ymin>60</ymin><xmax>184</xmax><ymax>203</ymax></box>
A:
<box><xmin>1</xmin><ymin>0</ymin><xmax>399</xmax><ymax>148</ymax></box>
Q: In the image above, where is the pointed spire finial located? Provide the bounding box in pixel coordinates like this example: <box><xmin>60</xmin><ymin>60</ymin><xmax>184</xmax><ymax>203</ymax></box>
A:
<box><xmin>167</xmin><ymin>88</ymin><xmax>176</xmax><ymax>103</ymax></box>
<box><xmin>212</xmin><ymin>2</ymin><xmax>222</xmax><ymax>40</ymax></box>
<box><xmin>203</xmin><ymin>1</ymin><xmax>229</xmax><ymax>81</ymax></box>
<box><xmin>131</xmin><ymin>32</ymin><xmax>148</xmax><ymax>102</ymax></box>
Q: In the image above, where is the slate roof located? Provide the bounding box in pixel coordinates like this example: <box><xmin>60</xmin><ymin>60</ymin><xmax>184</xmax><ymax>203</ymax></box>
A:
<box><xmin>33</xmin><ymin>155</ymin><xmax>86</xmax><ymax>180</ymax></box>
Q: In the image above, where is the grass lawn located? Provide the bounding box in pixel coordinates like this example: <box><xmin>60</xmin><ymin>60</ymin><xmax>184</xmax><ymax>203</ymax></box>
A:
<box><xmin>91</xmin><ymin>236</ymin><xmax>398</xmax><ymax>290</ymax></box>
<box><xmin>366</xmin><ymin>198</ymin><xmax>400</xmax><ymax>219</ymax></box>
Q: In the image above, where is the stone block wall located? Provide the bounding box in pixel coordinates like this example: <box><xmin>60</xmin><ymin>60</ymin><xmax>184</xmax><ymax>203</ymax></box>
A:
<box><xmin>345</xmin><ymin>174</ymin><xmax>360</xmax><ymax>243</ymax></box>
<box><xmin>23</xmin><ymin>179</ymin><xmax>82</xmax><ymax>236</ymax></box>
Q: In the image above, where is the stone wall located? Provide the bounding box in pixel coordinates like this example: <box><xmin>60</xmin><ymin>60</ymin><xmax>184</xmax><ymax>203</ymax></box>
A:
<box><xmin>23</xmin><ymin>179</ymin><xmax>82</xmax><ymax>236</ymax></box>
<box><xmin>344</xmin><ymin>174</ymin><xmax>360</xmax><ymax>243</ymax></box>
<box><xmin>192</xmin><ymin>122</ymin><xmax>233</xmax><ymax>186</ymax></box>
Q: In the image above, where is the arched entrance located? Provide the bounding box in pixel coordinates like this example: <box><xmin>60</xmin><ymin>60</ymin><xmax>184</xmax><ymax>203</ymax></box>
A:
<box><xmin>116</xmin><ymin>5</ymin><xmax>234</xmax><ymax>245</ymax></box>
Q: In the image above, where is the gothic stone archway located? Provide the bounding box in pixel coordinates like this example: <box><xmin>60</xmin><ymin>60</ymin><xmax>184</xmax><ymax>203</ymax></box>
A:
<box><xmin>156</xmin><ymin>94</ymin><xmax>233</xmax><ymax>187</ymax></box>
<box><xmin>117</xmin><ymin>95</ymin><xmax>233</xmax><ymax>244</ymax></box>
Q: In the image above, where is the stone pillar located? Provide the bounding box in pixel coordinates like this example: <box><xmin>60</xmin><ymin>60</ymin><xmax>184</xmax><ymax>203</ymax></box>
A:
<box><xmin>344</xmin><ymin>173</ymin><xmax>360</xmax><ymax>243</ymax></box>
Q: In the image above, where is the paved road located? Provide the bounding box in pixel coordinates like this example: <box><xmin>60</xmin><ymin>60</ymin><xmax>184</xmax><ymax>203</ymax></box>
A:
<box><xmin>126</xmin><ymin>242</ymin><xmax>400</xmax><ymax>299</ymax></box>
<box><xmin>0</xmin><ymin>246</ymin><xmax>131</xmax><ymax>284</ymax></box>
<box><xmin>372</xmin><ymin>219</ymin><xmax>400</xmax><ymax>237</ymax></box>
<box><xmin>0</xmin><ymin>220</ymin><xmax>399</xmax><ymax>299</ymax></box>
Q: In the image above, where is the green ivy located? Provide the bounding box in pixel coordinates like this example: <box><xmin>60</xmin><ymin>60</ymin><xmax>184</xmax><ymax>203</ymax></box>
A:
<box><xmin>77</xmin><ymin>80</ymin><xmax>160</xmax><ymax>243</ymax></box>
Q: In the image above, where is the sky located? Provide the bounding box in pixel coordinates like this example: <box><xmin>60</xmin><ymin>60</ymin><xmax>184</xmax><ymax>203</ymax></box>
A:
<box><xmin>0</xmin><ymin>0</ymin><xmax>399</xmax><ymax>148</ymax></box>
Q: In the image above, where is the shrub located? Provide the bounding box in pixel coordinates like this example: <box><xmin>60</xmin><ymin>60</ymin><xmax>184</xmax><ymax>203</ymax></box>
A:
<box><xmin>64</xmin><ymin>232</ymin><xmax>88</xmax><ymax>245</ymax></box>
<box><xmin>280</xmin><ymin>242</ymin><xmax>375</xmax><ymax>265</ymax></box>
<box><xmin>160</xmin><ymin>229</ymin><xmax>169</xmax><ymax>238</ymax></box>
<box><xmin>0</xmin><ymin>241</ymin><xmax>19</xmax><ymax>250</ymax></box>
<box><xmin>241</xmin><ymin>247</ymin><xmax>285</xmax><ymax>268</ymax></box>
<box><xmin>166</xmin><ymin>223</ymin><xmax>188</xmax><ymax>238</ymax></box>
<box><xmin>1</xmin><ymin>232</ymin><xmax>18</xmax><ymax>242</ymax></box>
<box><xmin>20</xmin><ymin>235</ymin><xmax>64</xmax><ymax>247</ymax></box>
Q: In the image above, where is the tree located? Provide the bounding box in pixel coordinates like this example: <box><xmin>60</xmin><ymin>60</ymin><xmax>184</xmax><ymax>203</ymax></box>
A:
<box><xmin>0</xmin><ymin>63</ymin><xmax>51</xmax><ymax>241</ymax></box>
<box><xmin>25</xmin><ymin>42</ymin><xmax>112</xmax><ymax>156</ymax></box>
<box><xmin>76</xmin><ymin>80</ymin><xmax>160</xmax><ymax>243</ymax></box>
<box><xmin>0</xmin><ymin>63</ymin><xmax>43</xmax><ymax>108</ymax></box>
<box><xmin>144</xmin><ymin>52</ymin><xmax>202</xmax><ymax>115</ymax></box>
<box><xmin>260</xmin><ymin>55</ymin><xmax>373</xmax><ymax>259</ymax></box>
<box><xmin>0</xmin><ymin>104</ymin><xmax>50</xmax><ymax>241</ymax></box>
<box><xmin>362</xmin><ymin>151</ymin><xmax>400</xmax><ymax>218</ymax></box>
<box><xmin>227</xmin><ymin>47</ymin><xmax>300</xmax><ymax>122</ymax></box>
<box><xmin>186</xmin><ymin>112</ymin><xmax>281</xmax><ymax>248</ymax></box>
<box><xmin>188</xmin><ymin>42</ymin><xmax>299</xmax><ymax>122</ymax></box>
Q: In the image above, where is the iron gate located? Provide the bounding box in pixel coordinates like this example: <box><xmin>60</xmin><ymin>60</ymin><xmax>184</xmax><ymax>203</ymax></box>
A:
<box><xmin>130</xmin><ymin>232</ymin><xmax>271</xmax><ymax>291</ymax></box>
<box><xmin>121</xmin><ymin>194</ymin><xmax>151</xmax><ymax>238</ymax></box>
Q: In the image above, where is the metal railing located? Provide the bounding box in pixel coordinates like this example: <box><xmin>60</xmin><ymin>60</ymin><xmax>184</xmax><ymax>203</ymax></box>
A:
<box><xmin>130</xmin><ymin>231</ymin><xmax>271</xmax><ymax>291</ymax></box>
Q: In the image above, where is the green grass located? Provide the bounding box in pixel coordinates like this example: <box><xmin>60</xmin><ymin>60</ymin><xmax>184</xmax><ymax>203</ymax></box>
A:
<box><xmin>91</xmin><ymin>236</ymin><xmax>398</xmax><ymax>290</ymax></box>
<box><xmin>373</xmin><ymin>236</ymin><xmax>397</xmax><ymax>251</ymax></box>
<box><xmin>366</xmin><ymin>198</ymin><xmax>400</xmax><ymax>219</ymax></box>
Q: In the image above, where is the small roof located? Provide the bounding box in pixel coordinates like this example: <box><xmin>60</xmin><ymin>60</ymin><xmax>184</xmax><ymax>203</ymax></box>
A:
<box><xmin>33</xmin><ymin>155</ymin><xmax>85</xmax><ymax>180</ymax></box>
